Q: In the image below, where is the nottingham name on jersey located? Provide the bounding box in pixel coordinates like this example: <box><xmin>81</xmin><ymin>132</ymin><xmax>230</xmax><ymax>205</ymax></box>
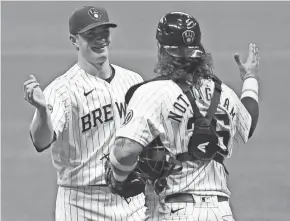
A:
<box><xmin>117</xmin><ymin>78</ymin><xmax>251</xmax><ymax>197</ymax></box>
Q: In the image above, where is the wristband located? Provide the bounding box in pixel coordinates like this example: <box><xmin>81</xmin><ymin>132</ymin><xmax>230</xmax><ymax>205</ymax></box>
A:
<box><xmin>112</xmin><ymin>171</ymin><xmax>129</xmax><ymax>182</ymax></box>
<box><xmin>109</xmin><ymin>151</ymin><xmax>137</xmax><ymax>172</ymax></box>
<box><xmin>241</xmin><ymin>78</ymin><xmax>259</xmax><ymax>102</ymax></box>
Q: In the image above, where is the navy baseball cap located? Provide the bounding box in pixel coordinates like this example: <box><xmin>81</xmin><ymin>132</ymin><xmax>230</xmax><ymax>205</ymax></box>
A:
<box><xmin>69</xmin><ymin>6</ymin><xmax>117</xmax><ymax>35</ymax></box>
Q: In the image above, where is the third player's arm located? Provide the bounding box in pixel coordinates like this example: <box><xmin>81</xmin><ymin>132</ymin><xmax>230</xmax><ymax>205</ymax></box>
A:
<box><xmin>109</xmin><ymin>137</ymin><xmax>144</xmax><ymax>181</ymax></box>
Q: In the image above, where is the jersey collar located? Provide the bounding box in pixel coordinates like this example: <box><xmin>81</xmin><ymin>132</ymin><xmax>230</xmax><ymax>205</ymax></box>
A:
<box><xmin>105</xmin><ymin>65</ymin><xmax>115</xmax><ymax>83</ymax></box>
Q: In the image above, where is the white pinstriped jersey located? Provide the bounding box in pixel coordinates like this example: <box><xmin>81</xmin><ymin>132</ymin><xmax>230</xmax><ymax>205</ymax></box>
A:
<box><xmin>37</xmin><ymin>63</ymin><xmax>143</xmax><ymax>187</ymax></box>
<box><xmin>117</xmin><ymin>78</ymin><xmax>252</xmax><ymax>197</ymax></box>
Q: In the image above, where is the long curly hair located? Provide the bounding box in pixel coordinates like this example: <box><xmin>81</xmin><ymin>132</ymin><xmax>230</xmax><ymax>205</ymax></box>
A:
<box><xmin>154</xmin><ymin>46</ymin><xmax>214</xmax><ymax>86</ymax></box>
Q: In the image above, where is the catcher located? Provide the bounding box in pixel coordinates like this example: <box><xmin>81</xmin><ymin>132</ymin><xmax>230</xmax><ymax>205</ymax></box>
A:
<box><xmin>105</xmin><ymin>12</ymin><xmax>260</xmax><ymax>220</ymax></box>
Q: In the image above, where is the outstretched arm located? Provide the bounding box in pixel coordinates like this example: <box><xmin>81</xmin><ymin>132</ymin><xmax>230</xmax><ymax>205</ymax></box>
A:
<box><xmin>234</xmin><ymin>43</ymin><xmax>260</xmax><ymax>137</ymax></box>
<box><xmin>24</xmin><ymin>75</ymin><xmax>55</xmax><ymax>152</ymax></box>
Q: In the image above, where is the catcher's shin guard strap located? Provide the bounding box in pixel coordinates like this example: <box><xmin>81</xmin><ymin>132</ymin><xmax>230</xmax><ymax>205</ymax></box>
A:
<box><xmin>205</xmin><ymin>79</ymin><xmax>222</xmax><ymax>122</ymax></box>
<box><xmin>184</xmin><ymin>89</ymin><xmax>203</xmax><ymax>119</ymax></box>
<box><xmin>166</xmin><ymin>155</ymin><xmax>183</xmax><ymax>173</ymax></box>
<box><xmin>112</xmin><ymin>171</ymin><xmax>128</xmax><ymax>182</ymax></box>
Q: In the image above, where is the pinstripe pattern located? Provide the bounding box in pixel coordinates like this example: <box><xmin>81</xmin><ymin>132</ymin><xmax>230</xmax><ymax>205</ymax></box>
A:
<box><xmin>143</xmin><ymin>195</ymin><xmax>234</xmax><ymax>221</ymax></box>
<box><xmin>117</xmin><ymin>78</ymin><xmax>251</xmax><ymax>220</ymax></box>
<box><xmin>56</xmin><ymin>186</ymin><xmax>145</xmax><ymax>221</ymax></box>
<box><xmin>38</xmin><ymin>63</ymin><xmax>145</xmax><ymax>220</ymax></box>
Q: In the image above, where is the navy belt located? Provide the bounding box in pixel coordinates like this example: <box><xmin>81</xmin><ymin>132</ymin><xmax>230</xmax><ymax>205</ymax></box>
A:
<box><xmin>165</xmin><ymin>193</ymin><xmax>228</xmax><ymax>203</ymax></box>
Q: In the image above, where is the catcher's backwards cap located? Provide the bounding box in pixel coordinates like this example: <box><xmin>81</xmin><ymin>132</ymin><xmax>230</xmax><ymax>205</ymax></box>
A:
<box><xmin>156</xmin><ymin>12</ymin><xmax>205</xmax><ymax>58</ymax></box>
<box><xmin>69</xmin><ymin>6</ymin><xmax>117</xmax><ymax>35</ymax></box>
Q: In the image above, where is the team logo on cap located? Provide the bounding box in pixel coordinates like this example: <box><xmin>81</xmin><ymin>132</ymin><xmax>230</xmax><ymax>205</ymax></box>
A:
<box><xmin>88</xmin><ymin>8</ymin><xmax>101</xmax><ymax>20</ymax></box>
<box><xmin>182</xmin><ymin>30</ymin><xmax>195</xmax><ymax>44</ymax></box>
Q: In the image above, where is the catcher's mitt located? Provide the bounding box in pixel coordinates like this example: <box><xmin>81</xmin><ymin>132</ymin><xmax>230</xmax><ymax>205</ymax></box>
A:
<box><xmin>104</xmin><ymin>157</ymin><xmax>145</xmax><ymax>202</ymax></box>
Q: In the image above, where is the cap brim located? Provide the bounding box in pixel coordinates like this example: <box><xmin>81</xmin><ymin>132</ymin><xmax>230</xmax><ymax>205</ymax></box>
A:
<box><xmin>78</xmin><ymin>22</ymin><xmax>117</xmax><ymax>34</ymax></box>
<box><xmin>163</xmin><ymin>45</ymin><xmax>205</xmax><ymax>58</ymax></box>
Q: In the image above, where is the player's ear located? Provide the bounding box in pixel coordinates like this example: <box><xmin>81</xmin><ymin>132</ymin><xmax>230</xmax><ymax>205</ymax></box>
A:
<box><xmin>69</xmin><ymin>34</ymin><xmax>79</xmax><ymax>50</ymax></box>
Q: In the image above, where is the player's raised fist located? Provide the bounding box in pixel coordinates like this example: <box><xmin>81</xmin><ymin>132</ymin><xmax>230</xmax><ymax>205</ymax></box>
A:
<box><xmin>24</xmin><ymin>75</ymin><xmax>46</xmax><ymax>109</ymax></box>
<box><xmin>234</xmin><ymin>43</ymin><xmax>260</xmax><ymax>81</ymax></box>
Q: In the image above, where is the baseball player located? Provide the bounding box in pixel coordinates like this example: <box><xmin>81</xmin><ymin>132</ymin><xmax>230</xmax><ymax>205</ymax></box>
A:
<box><xmin>106</xmin><ymin>12</ymin><xmax>260</xmax><ymax>221</ymax></box>
<box><xmin>23</xmin><ymin>6</ymin><xmax>145</xmax><ymax>221</ymax></box>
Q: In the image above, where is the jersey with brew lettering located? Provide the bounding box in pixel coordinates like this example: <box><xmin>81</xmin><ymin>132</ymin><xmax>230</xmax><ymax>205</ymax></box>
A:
<box><xmin>117</xmin><ymin>78</ymin><xmax>251</xmax><ymax>197</ymax></box>
<box><xmin>34</xmin><ymin>63</ymin><xmax>143</xmax><ymax>186</ymax></box>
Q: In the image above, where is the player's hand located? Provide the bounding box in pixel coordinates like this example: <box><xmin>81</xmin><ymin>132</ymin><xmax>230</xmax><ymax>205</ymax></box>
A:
<box><xmin>24</xmin><ymin>75</ymin><xmax>46</xmax><ymax>110</ymax></box>
<box><xmin>234</xmin><ymin>43</ymin><xmax>260</xmax><ymax>81</ymax></box>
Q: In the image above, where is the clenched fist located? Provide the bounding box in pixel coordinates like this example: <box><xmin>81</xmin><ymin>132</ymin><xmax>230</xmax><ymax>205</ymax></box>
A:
<box><xmin>24</xmin><ymin>75</ymin><xmax>46</xmax><ymax>110</ymax></box>
<box><xmin>234</xmin><ymin>43</ymin><xmax>260</xmax><ymax>81</ymax></box>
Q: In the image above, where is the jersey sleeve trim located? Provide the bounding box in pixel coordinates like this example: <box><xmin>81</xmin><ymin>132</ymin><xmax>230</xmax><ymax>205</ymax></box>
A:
<box><xmin>29</xmin><ymin>131</ymin><xmax>57</xmax><ymax>152</ymax></box>
<box><xmin>109</xmin><ymin>149</ymin><xmax>138</xmax><ymax>172</ymax></box>
<box><xmin>241</xmin><ymin>97</ymin><xmax>259</xmax><ymax>138</ymax></box>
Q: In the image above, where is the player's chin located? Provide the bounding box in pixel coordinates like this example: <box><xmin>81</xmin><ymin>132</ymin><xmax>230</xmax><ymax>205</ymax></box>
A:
<box><xmin>90</xmin><ymin>48</ymin><xmax>108</xmax><ymax>61</ymax></box>
<box><xmin>91</xmin><ymin>54</ymin><xmax>108</xmax><ymax>66</ymax></box>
